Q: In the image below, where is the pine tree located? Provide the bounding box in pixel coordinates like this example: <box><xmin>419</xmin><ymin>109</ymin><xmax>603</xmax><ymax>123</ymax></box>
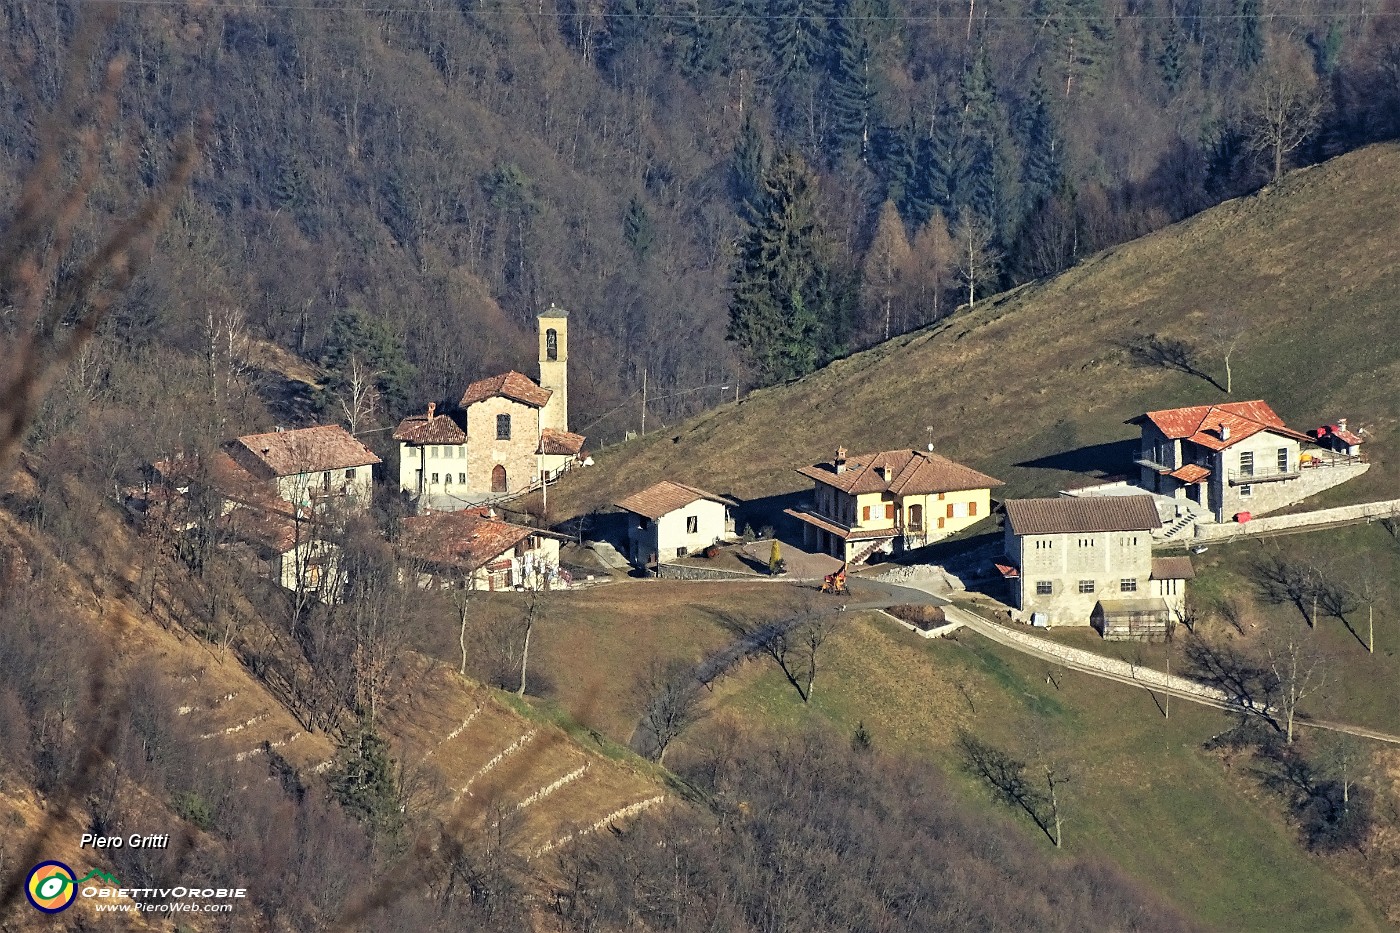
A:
<box><xmin>1035</xmin><ymin>0</ymin><xmax>1112</xmax><ymax>96</ymax></box>
<box><xmin>731</xmin><ymin>114</ymin><xmax>768</xmax><ymax>220</ymax></box>
<box><xmin>1020</xmin><ymin>76</ymin><xmax>1063</xmax><ymax>207</ymax></box>
<box><xmin>769</xmin><ymin>0</ymin><xmax>834</xmax><ymax>75</ymax></box>
<box><xmin>1159</xmin><ymin>12</ymin><xmax>1185</xmax><ymax>97</ymax></box>
<box><xmin>321</xmin><ymin>306</ymin><xmax>416</xmax><ymax>413</ymax></box>
<box><xmin>329</xmin><ymin>718</ymin><xmax>401</xmax><ymax>839</ymax></box>
<box><xmin>827</xmin><ymin>0</ymin><xmax>878</xmax><ymax>158</ymax></box>
<box><xmin>727</xmin><ymin>149</ymin><xmax>844</xmax><ymax>383</ymax></box>
<box><xmin>1236</xmin><ymin>0</ymin><xmax>1263</xmax><ymax>70</ymax></box>
<box><xmin>624</xmin><ymin>196</ymin><xmax>653</xmax><ymax>260</ymax></box>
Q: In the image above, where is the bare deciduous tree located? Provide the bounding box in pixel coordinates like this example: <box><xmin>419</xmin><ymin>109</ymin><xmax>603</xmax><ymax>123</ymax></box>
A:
<box><xmin>952</xmin><ymin>208</ymin><xmax>1000</xmax><ymax>309</ymax></box>
<box><xmin>632</xmin><ymin>658</ymin><xmax>707</xmax><ymax>764</ymax></box>
<box><xmin>1241</xmin><ymin>41</ymin><xmax>1326</xmax><ymax>183</ymax></box>
<box><xmin>1264</xmin><ymin>632</ymin><xmax>1326</xmax><ymax>744</ymax></box>
<box><xmin>336</xmin><ymin>354</ymin><xmax>382</xmax><ymax>436</ymax></box>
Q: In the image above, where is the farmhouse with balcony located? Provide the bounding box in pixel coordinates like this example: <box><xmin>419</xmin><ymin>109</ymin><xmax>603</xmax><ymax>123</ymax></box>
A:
<box><xmin>615</xmin><ymin>481</ymin><xmax>738</xmax><ymax>567</ymax></box>
<box><xmin>785</xmin><ymin>447</ymin><xmax>1003</xmax><ymax>564</ymax></box>
<box><xmin>397</xmin><ymin>508</ymin><xmax>566</xmax><ymax>591</ymax></box>
<box><xmin>394</xmin><ymin>306</ymin><xmax>586</xmax><ymax>509</ymax></box>
<box><xmin>1128</xmin><ymin>401</ymin><xmax>1368</xmax><ymax>524</ymax></box>
<box><xmin>1001</xmin><ymin>495</ymin><xmax>1191</xmax><ymax>636</ymax></box>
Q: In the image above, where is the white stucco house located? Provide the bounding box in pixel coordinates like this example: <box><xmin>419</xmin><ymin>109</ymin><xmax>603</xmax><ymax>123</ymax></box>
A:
<box><xmin>615</xmin><ymin>481</ymin><xmax>738</xmax><ymax>567</ymax></box>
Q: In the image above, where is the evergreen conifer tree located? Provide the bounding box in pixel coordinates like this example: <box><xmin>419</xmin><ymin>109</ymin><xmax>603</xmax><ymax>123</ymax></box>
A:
<box><xmin>769</xmin><ymin>0</ymin><xmax>834</xmax><ymax>75</ymax></box>
<box><xmin>827</xmin><ymin>0</ymin><xmax>878</xmax><ymax>158</ymax></box>
<box><xmin>727</xmin><ymin>149</ymin><xmax>844</xmax><ymax>383</ymax></box>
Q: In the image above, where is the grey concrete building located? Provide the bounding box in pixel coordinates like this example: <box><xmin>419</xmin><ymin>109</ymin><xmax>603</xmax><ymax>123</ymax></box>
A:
<box><xmin>1002</xmin><ymin>495</ymin><xmax>1191</xmax><ymax>634</ymax></box>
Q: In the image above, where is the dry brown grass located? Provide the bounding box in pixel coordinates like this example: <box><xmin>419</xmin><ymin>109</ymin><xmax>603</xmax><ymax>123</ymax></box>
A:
<box><xmin>549</xmin><ymin>143</ymin><xmax>1400</xmax><ymax>519</ymax></box>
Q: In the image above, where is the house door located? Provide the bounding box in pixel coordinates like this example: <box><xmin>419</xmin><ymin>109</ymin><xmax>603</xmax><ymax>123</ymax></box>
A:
<box><xmin>491</xmin><ymin>465</ymin><xmax>508</xmax><ymax>493</ymax></box>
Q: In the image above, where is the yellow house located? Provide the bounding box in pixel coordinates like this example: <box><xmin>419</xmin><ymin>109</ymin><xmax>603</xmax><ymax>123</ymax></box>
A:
<box><xmin>786</xmin><ymin>447</ymin><xmax>1003</xmax><ymax>564</ymax></box>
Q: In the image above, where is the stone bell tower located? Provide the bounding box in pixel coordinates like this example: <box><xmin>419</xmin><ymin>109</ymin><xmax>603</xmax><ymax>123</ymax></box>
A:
<box><xmin>538</xmin><ymin>305</ymin><xmax>568</xmax><ymax>434</ymax></box>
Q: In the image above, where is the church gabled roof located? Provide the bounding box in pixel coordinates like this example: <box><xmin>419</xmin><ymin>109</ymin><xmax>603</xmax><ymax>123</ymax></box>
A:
<box><xmin>460</xmin><ymin>371</ymin><xmax>552</xmax><ymax>409</ymax></box>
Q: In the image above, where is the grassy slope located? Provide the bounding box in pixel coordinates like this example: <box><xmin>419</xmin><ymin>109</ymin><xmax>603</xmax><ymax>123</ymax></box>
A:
<box><xmin>533</xmin><ymin>594</ymin><xmax>1386</xmax><ymax>931</ymax></box>
<box><xmin>549</xmin><ymin>143</ymin><xmax>1400</xmax><ymax>517</ymax></box>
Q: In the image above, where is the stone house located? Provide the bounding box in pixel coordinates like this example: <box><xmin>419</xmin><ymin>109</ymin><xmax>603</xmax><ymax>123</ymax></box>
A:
<box><xmin>1002</xmin><ymin>495</ymin><xmax>1191</xmax><ymax>634</ymax></box>
<box><xmin>224</xmin><ymin>424</ymin><xmax>379</xmax><ymax>514</ymax></box>
<box><xmin>786</xmin><ymin>447</ymin><xmax>1003</xmax><ymax>564</ymax></box>
<box><xmin>1128</xmin><ymin>401</ymin><xmax>1366</xmax><ymax>523</ymax></box>
<box><xmin>615</xmin><ymin>481</ymin><xmax>738</xmax><ymax>567</ymax></box>
<box><xmin>398</xmin><ymin>509</ymin><xmax>565</xmax><ymax>591</ymax></box>
<box><xmin>394</xmin><ymin>307</ymin><xmax>586</xmax><ymax>508</ymax></box>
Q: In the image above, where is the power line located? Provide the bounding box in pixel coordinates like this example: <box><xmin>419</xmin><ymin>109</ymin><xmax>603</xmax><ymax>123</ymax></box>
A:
<box><xmin>94</xmin><ymin>0</ymin><xmax>1398</xmax><ymax>23</ymax></box>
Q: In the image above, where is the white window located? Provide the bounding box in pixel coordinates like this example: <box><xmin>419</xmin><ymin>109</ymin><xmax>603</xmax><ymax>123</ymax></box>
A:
<box><xmin>1078</xmin><ymin>537</ymin><xmax>1095</xmax><ymax>548</ymax></box>
<box><xmin>951</xmin><ymin>501</ymin><xmax>968</xmax><ymax>519</ymax></box>
<box><xmin>430</xmin><ymin>446</ymin><xmax>439</xmax><ymax>458</ymax></box>
<box><xmin>686</xmin><ymin>516</ymin><xmax>698</xmax><ymax>534</ymax></box>
<box><xmin>445</xmin><ymin>446</ymin><xmax>455</xmax><ymax>459</ymax></box>
<box><xmin>1240</xmin><ymin>484</ymin><xmax>1253</xmax><ymax>497</ymax></box>
<box><xmin>1239</xmin><ymin>451</ymin><xmax>1254</xmax><ymax>477</ymax></box>
<box><xmin>459</xmin><ymin>473</ymin><xmax>467</xmax><ymax>484</ymax></box>
<box><xmin>1278</xmin><ymin>447</ymin><xmax>1289</xmax><ymax>472</ymax></box>
<box><xmin>1035</xmin><ymin>581</ymin><xmax>1053</xmax><ymax>595</ymax></box>
<box><xmin>406</xmin><ymin>446</ymin><xmax>418</xmax><ymax>458</ymax></box>
<box><xmin>1120</xmin><ymin>578</ymin><xmax>1138</xmax><ymax>593</ymax></box>
<box><xmin>1078</xmin><ymin>580</ymin><xmax>1095</xmax><ymax>594</ymax></box>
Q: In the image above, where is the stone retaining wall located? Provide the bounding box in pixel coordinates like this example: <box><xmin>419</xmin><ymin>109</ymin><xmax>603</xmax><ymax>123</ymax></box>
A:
<box><xmin>655</xmin><ymin>563</ymin><xmax>764</xmax><ymax>581</ymax></box>
<box><xmin>1192</xmin><ymin>497</ymin><xmax>1400</xmax><ymax>542</ymax></box>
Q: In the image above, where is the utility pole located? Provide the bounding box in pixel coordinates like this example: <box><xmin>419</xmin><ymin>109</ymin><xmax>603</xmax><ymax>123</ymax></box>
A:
<box><xmin>641</xmin><ymin>366</ymin><xmax>647</xmax><ymax>436</ymax></box>
<box><xmin>1165</xmin><ymin>652</ymin><xmax>1170</xmax><ymax>719</ymax></box>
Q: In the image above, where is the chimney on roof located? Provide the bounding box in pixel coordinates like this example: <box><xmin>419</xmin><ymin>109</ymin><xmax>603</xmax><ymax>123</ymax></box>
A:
<box><xmin>834</xmin><ymin>447</ymin><xmax>848</xmax><ymax>475</ymax></box>
<box><xmin>1337</xmin><ymin>417</ymin><xmax>1348</xmax><ymax>433</ymax></box>
<box><xmin>427</xmin><ymin>401</ymin><xmax>436</xmax><ymax>420</ymax></box>
<box><xmin>1220</xmin><ymin>424</ymin><xmax>1231</xmax><ymax>441</ymax></box>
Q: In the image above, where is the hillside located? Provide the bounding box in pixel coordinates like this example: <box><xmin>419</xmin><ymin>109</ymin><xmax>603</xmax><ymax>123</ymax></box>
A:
<box><xmin>550</xmin><ymin>143</ymin><xmax>1400</xmax><ymax>516</ymax></box>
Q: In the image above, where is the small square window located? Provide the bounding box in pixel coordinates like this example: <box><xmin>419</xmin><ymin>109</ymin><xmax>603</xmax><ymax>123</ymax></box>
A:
<box><xmin>1078</xmin><ymin>580</ymin><xmax>1096</xmax><ymax>594</ymax></box>
<box><xmin>345</xmin><ymin>469</ymin><xmax>355</xmax><ymax>480</ymax></box>
<box><xmin>686</xmin><ymin>516</ymin><xmax>698</xmax><ymax>534</ymax></box>
<box><xmin>676</xmin><ymin>546</ymin><xmax>688</xmax><ymax>558</ymax></box>
<box><xmin>430</xmin><ymin>446</ymin><xmax>439</xmax><ymax>458</ymax></box>
<box><xmin>1035</xmin><ymin>581</ymin><xmax>1053</xmax><ymax>595</ymax></box>
<box><xmin>1120</xmin><ymin>578</ymin><xmax>1138</xmax><ymax>593</ymax></box>
<box><xmin>1240</xmin><ymin>484</ymin><xmax>1253</xmax><ymax>497</ymax></box>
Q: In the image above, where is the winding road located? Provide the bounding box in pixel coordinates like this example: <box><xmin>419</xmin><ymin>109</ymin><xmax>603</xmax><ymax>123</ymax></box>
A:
<box><xmin>638</xmin><ymin>573</ymin><xmax>1400</xmax><ymax>749</ymax></box>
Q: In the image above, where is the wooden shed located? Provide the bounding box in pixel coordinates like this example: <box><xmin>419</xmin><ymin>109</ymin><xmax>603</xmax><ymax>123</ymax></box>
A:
<box><xmin>1092</xmin><ymin>598</ymin><xmax>1172</xmax><ymax>641</ymax></box>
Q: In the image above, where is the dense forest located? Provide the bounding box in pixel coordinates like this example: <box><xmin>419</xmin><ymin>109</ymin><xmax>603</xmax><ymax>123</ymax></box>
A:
<box><xmin>3</xmin><ymin>0</ymin><xmax>1400</xmax><ymax>464</ymax></box>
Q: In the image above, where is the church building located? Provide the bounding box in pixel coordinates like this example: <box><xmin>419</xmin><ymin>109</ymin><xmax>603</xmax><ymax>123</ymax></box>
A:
<box><xmin>394</xmin><ymin>306</ymin><xmax>586</xmax><ymax>508</ymax></box>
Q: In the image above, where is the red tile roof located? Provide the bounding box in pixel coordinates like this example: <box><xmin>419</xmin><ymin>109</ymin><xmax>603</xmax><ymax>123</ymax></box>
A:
<box><xmin>1167</xmin><ymin>464</ymin><xmax>1212</xmax><ymax>484</ymax></box>
<box><xmin>1128</xmin><ymin>401</ymin><xmax>1311</xmax><ymax>451</ymax></box>
<box><xmin>1004</xmin><ymin>496</ymin><xmax>1162</xmax><ymax>536</ymax></box>
<box><xmin>227</xmin><ymin>425</ymin><xmax>381</xmax><ymax>478</ymax></box>
<box><xmin>392</xmin><ymin>412</ymin><xmax>467</xmax><ymax>444</ymax></box>
<box><xmin>398</xmin><ymin>511</ymin><xmax>538</xmax><ymax>572</ymax></box>
<box><xmin>460</xmin><ymin>371</ymin><xmax>552</xmax><ymax>409</ymax></box>
<box><xmin>797</xmin><ymin>449</ymin><xmax>1003</xmax><ymax>496</ymax></box>
<box><xmin>537</xmin><ymin>428</ymin><xmax>586</xmax><ymax>457</ymax></box>
<box><xmin>615</xmin><ymin>481</ymin><xmax>737</xmax><ymax>520</ymax></box>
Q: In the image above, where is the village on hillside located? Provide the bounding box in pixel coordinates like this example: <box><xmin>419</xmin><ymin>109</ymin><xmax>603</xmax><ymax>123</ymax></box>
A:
<box><xmin>124</xmin><ymin>301</ymin><xmax>1387</xmax><ymax>645</ymax></box>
